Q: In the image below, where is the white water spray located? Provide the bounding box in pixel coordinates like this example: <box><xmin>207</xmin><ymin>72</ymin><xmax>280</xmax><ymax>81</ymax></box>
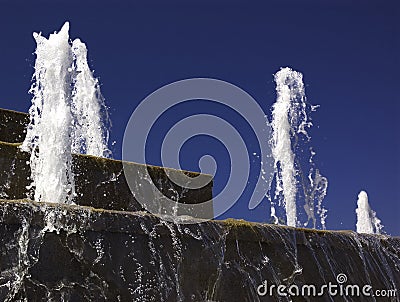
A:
<box><xmin>71</xmin><ymin>39</ymin><xmax>111</xmax><ymax>158</ymax></box>
<box><xmin>270</xmin><ymin>67</ymin><xmax>328</xmax><ymax>228</ymax></box>
<box><xmin>21</xmin><ymin>22</ymin><xmax>110</xmax><ymax>204</ymax></box>
<box><xmin>356</xmin><ymin>190</ymin><xmax>383</xmax><ymax>234</ymax></box>
<box><xmin>305</xmin><ymin>167</ymin><xmax>328</xmax><ymax>229</ymax></box>
<box><xmin>271</xmin><ymin>68</ymin><xmax>301</xmax><ymax>227</ymax></box>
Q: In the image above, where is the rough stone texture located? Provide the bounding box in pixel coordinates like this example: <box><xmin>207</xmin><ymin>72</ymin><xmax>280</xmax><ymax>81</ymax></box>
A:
<box><xmin>0</xmin><ymin>141</ymin><xmax>214</xmax><ymax>218</ymax></box>
<box><xmin>0</xmin><ymin>108</ymin><xmax>29</xmax><ymax>144</ymax></box>
<box><xmin>0</xmin><ymin>199</ymin><xmax>399</xmax><ymax>302</ymax></box>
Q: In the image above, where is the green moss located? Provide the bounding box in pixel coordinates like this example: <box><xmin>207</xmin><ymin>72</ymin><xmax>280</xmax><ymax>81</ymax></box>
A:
<box><xmin>222</xmin><ymin>218</ymin><xmax>259</xmax><ymax>228</ymax></box>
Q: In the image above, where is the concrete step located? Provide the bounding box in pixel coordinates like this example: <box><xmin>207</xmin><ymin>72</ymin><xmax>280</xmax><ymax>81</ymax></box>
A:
<box><xmin>0</xmin><ymin>141</ymin><xmax>214</xmax><ymax>218</ymax></box>
<box><xmin>0</xmin><ymin>107</ymin><xmax>214</xmax><ymax>217</ymax></box>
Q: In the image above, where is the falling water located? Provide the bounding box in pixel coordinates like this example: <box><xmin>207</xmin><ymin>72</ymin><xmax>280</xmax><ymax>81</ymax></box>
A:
<box><xmin>356</xmin><ymin>190</ymin><xmax>384</xmax><ymax>234</ymax></box>
<box><xmin>21</xmin><ymin>22</ymin><xmax>110</xmax><ymax>204</ymax></box>
<box><xmin>270</xmin><ymin>67</ymin><xmax>328</xmax><ymax>228</ymax></box>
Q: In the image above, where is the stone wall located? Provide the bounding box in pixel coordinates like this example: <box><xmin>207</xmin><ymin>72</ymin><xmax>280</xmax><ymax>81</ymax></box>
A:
<box><xmin>0</xmin><ymin>199</ymin><xmax>399</xmax><ymax>301</ymax></box>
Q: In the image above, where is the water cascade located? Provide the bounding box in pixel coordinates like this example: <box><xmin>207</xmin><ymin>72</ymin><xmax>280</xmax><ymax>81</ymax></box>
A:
<box><xmin>21</xmin><ymin>22</ymin><xmax>110</xmax><ymax>204</ymax></box>
<box><xmin>356</xmin><ymin>190</ymin><xmax>384</xmax><ymax>234</ymax></box>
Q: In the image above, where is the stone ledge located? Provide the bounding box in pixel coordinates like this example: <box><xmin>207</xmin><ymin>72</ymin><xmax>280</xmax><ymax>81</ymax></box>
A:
<box><xmin>0</xmin><ymin>199</ymin><xmax>399</xmax><ymax>301</ymax></box>
<box><xmin>1</xmin><ymin>198</ymin><xmax>398</xmax><ymax>245</ymax></box>
<box><xmin>0</xmin><ymin>141</ymin><xmax>214</xmax><ymax>217</ymax></box>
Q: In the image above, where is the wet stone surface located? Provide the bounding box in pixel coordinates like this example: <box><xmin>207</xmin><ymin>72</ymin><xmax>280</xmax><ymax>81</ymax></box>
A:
<box><xmin>0</xmin><ymin>108</ymin><xmax>29</xmax><ymax>144</ymax></box>
<box><xmin>0</xmin><ymin>142</ymin><xmax>214</xmax><ymax>218</ymax></box>
<box><xmin>0</xmin><ymin>199</ymin><xmax>399</xmax><ymax>302</ymax></box>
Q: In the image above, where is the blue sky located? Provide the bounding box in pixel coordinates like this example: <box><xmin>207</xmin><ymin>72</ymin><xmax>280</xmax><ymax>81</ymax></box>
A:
<box><xmin>0</xmin><ymin>1</ymin><xmax>398</xmax><ymax>235</ymax></box>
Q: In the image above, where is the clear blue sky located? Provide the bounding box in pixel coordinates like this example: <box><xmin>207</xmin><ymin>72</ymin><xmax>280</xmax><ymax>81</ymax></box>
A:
<box><xmin>0</xmin><ymin>0</ymin><xmax>398</xmax><ymax>235</ymax></box>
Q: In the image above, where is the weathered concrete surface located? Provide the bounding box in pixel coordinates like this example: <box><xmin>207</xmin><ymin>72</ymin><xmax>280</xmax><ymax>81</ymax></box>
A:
<box><xmin>0</xmin><ymin>199</ymin><xmax>399</xmax><ymax>302</ymax></box>
<box><xmin>0</xmin><ymin>141</ymin><xmax>213</xmax><ymax>218</ymax></box>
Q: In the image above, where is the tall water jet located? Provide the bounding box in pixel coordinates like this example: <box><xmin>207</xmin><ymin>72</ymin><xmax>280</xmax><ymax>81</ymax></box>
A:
<box><xmin>21</xmin><ymin>22</ymin><xmax>110</xmax><ymax>204</ymax></box>
<box><xmin>270</xmin><ymin>68</ymin><xmax>298</xmax><ymax>227</ymax></box>
<box><xmin>21</xmin><ymin>22</ymin><xmax>75</xmax><ymax>204</ymax></box>
<box><xmin>270</xmin><ymin>67</ymin><xmax>328</xmax><ymax>228</ymax></box>
<box><xmin>71</xmin><ymin>39</ymin><xmax>111</xmax><ymax>158</ymax></box>
<box><xmin>356</xmin><ymin>190</ymin><xmax>384</xmax><ymax>234</ymax></box>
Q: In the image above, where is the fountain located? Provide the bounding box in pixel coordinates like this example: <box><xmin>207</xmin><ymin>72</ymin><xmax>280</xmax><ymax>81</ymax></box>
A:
<box><xmin>20</xmin><ymin>22</ymin><xmax>75</xmax><ymax>204</ymax></box>
<box><xmin>0</xmin><ymin>23</ymin><xmax>398</xmax><ymax>301</ymax></box>
<box><xmin>356</xmin><ymin>190</ymin><xmax>384</xmax><ymax>234</ymax></box>
<box><xmin>21</xmin><ymin>22</ymin><xmax>110</xmax><ymax>205</ymax></box>
<box><xmin>270</xmin><ymin>68</ymin><xmax>300</xmax><ymax>227</ymax></box>
<box><xmin>270</xmin><ymin>67</ymin><xmax>328</xmax><ymax>229</ymax></box>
